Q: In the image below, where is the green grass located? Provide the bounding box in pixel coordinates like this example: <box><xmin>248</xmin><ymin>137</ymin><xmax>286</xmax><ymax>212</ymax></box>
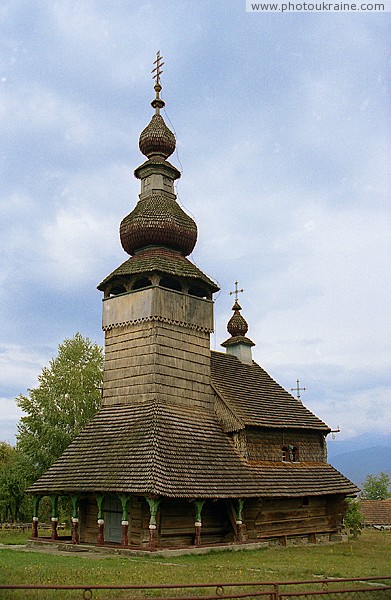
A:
<box><xmin>0</xmin><ymin>530</ymin><xmax>390</xmax><ymax>599</ymax></box>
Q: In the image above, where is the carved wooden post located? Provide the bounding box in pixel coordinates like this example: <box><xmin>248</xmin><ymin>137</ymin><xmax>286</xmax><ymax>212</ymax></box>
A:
<box><xmin>32</xmin><ymin>495</ymin><xmax>40</xmax><ymax>538</ymax></box>
<box><xmin>146</xmin><ymin>497</ymin><xmax>160</xmax><ymax>551</ymax></box>
<box><xmin>50</xmin><ymin>495</ymin><xmax>59</xmax><ymax>541</ymax></box>
<box><xmin>96</xmin><ymin>494</ymin><xmax>105</xmax><ymax>546</ymax></box>
<box><xmin>193</xmin><ymin>500</ymin><xmax>205</xmax><ymax>547</ymax></box>
<box><xmin>236</xmin><ymin>498</ymin><xmax>245</xmax><ymax>543</ymax></box>
<box><xmin>70</xmin><ymin>495</ymin><xmax>80</xmax><ymax>544</ymax></box>
<box><xmin>118</xmin><ymin>494</ymin><xmax>131</xmax><ymax>547</ymax></box>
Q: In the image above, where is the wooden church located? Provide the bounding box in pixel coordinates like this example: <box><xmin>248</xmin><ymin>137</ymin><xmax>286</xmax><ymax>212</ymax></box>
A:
<box><xmin>28</xmin><ymin>56</ymin><xmax>358</xmax><ymax>551</ymax></box>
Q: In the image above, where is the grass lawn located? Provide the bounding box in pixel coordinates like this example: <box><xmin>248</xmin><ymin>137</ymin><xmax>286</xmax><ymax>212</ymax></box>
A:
<box><xmin>0</xmin><ymin>530</ymin><xmax>390</xmax><ymax>598</ymax></box>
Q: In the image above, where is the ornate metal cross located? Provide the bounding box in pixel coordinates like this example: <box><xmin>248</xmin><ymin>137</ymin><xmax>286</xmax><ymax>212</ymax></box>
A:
<box><xmin>229</xmin><ymin>281</ymin><xmax>244</xmax><ymax>302</ymax></box>
<box><xmin>151</xmin><ymin>51</ymin><xmax>165</xmax><ymax>85</ymax></box>
<box><xmin>291</xmin><ymin>379</ymin><xmax>306</xmax><ymax>401</ymax></box>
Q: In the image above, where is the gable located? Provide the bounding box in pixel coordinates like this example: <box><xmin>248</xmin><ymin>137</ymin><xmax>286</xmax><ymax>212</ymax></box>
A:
<box><xmin>211</xmin><ymin>351</ymin><xmax>330</xmax><ymax>432</ymax></box>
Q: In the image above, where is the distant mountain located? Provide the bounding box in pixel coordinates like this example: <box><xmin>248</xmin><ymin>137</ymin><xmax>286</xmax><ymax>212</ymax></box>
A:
<box><xmin>328</xmin><ymin>446</ymin><xmax>391</xmax><ymax>488</ymax></box>
<box><xmin>327</xmin><ymin>432</ymin><xmax>391</xmax><ymax>459</ymax></box>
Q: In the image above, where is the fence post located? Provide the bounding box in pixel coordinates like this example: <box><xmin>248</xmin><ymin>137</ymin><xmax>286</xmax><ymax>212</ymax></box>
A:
<box><xmin>273</xmin><ymin>582</ymin><xmax>279</xmax><ymax>600</ymax></box>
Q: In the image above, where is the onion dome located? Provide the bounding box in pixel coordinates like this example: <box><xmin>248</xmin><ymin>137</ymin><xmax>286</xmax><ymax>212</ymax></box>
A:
<box><xmin>139</xmin><ymin>82</ymin><xmax>176</xmax><ymax>159</ymax></box>
<box><xmin>227</xmin><ymin>300</ymin><xmax>249</xmax><ymax>337</ymax></box>
<box><xmin>120</xmin><ymin>192</ymin><xmax>197</xmax><ymax>256</ymax></box>
<box><xmin>139</xmin><ymin>114</ymin><xmax>176</xmax><ymax>159</ymax></box>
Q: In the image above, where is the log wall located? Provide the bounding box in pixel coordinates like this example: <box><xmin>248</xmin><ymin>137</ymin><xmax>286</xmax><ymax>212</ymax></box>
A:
<box><xmin>158</xmin><ymin>499</ymin><xmax>234</xmax><ymax>547</ymax></box>
<box><xmin>243</xmin><ymin>495</ymin><xmax>344</xmax><ymax>541</ymax></box>
<box><xmin>245</xmin><ymin>427</ymin><xmax>327</xmax><ymax>463</ymax></box>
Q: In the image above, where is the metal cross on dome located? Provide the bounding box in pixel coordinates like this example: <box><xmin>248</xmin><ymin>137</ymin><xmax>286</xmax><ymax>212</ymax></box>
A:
<box><xmin>229</xmin><ymin>281</ymin><xmax>244</xmax><ymax>302</ymax></box>
<box><xmin>151</xmin><ymin>51</ymin><xmax>165</xmax><ymax>85</ymax></box>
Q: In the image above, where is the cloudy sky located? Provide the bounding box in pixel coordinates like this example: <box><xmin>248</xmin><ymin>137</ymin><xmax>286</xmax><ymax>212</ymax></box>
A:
<box><xmin>1</xmin><ymin>1</ymin><xmax>390</xmax><ymax>450</ymax></box>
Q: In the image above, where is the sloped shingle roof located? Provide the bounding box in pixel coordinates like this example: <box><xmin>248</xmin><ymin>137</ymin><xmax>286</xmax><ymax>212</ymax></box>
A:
<box><xmin>98</xmin><ymin>247</ymin><xmax>219</xmax><ymax>292</ymax></box>
<box><xmin>28</xmin><ymin>398</ymin><xmax>358</xmax><ymax>498</ymax></box>
<box><xmin>211</xmin><ymin>351</ymin><xmax>330</xmax><ymax>432</ymax></box>
<box><xmin>359</xmin><ymin>499</ymin><xmax>391</xmax><ymax>525</ymax></box>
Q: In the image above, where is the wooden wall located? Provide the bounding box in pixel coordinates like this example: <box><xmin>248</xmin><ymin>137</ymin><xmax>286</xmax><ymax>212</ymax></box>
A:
<box><xmin>103</xmin><ymin>320</ymin><xmax>215</xmax><ymax>410</ymax></box>
<box><xmin>158</xmin><ymin>499</ymin><xmax>234</xmax><ymax>547</ymax></box>
<box><xmin>245</xmin><ymin>427</ymin><xmax>327</xmax><ymax>463</ymax></box>
<box><xmin>78</xmin><ymin>495</ymin><xmax>235</xmax><ymax>547</ymax></box>
<box><xmin>243</xmin><ymin>494</ymin><xmax>344</xmax><ymax>541</ymax></box>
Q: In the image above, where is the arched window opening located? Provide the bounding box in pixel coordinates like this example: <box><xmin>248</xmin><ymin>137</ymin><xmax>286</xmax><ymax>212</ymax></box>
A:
<box><xmin>132</xmin><ymin>277</ymin><xmax>152</xmax><ymax>291</ymax></box>
<box><xmin>159</xmin><ymin>277</ymin><xmax>182</xmax><ymax>292</ymax></box>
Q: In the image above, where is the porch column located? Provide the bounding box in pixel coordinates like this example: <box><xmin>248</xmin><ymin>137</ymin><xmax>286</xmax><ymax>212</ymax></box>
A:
<box><xmin>146</xmin><ymin>497</ymin><xmax>160</xmax><ymax>551</ymax></box>
<box><xmin>236</xmin><ymin>499</ymin><xmax>245</xmax><ymax>543</ymax></box>
<box><xmin>31</xmin><ymin>495</ymin><xmax>41</xmax><ymax>538</ymax></box>
<box><xmin>70</xmin><ymin>495</ymin><xmax>80</xmax><ymax>544</ymax></box>
<box><xmin>50</xmin><ymin>495</ymin><xmax>59</xmax><ymax>541</ymax></box>
<box><xmin>96</xmin><ymin>494</ymin><xmax>105</xmax><ymax>546</ymax></box>
<box><xmin>118</xmin><ymin>494</ymin><xmax>131</xmax><ymax>547</ymax></box>
<box><xmin>193</xmin><ymin>500</ymin><xmax>205</xmax><ymax>547</ymax></box>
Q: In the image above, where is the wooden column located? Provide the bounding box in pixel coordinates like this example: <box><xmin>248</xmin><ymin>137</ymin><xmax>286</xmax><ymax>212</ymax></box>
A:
<box><xmin>96</xmin><ymin>494</ymin><xmax>105</xmax><ymax>546</ymax></box>
<box><xmin>50</xmin><ymin>495</ymin><xmax>59</xmax><ymax>541</ymax></box>
<box><xmin>31</xmin><ymin>495</ymin><xmax>41</xmax><ymax>538</ymax></box>
<box><xmin>70</xmin><ymin>495</ymin><xmax>80</xmax><ymax>544</ymax></box>
<box><xmin>193</xmin><ymin>500</ymin><xmax>205</xmax><ymax>547</ymax></box>
<box><xmin>146</xmin><ymin>497</ymin><xmax>160</xmax><ymax>551</ymax></box>
<box><xmin>236</xmin><ymin>499</ymin><xmax>245</xmax><ymax>543</ymax></box>
<box><xmin>118</xmin><ymin>494</ymin><xmax>131</xmax><ymax>547</ymax></box>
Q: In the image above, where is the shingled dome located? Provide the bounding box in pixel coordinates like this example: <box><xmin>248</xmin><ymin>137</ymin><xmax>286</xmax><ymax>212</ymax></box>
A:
<box><xmin>227</xmin><ymin>300</ymin><xmax>249</xmax><ymax>337</ymax></box>
<box><xmin>139</xmin><ymin>113</ymin><xmax>176</xmax><ymax>159</ymax></box>
<box><xmin>120</xmin><ymin>193</ymin><xmax>197</xmax><ymax>256</ymax></box>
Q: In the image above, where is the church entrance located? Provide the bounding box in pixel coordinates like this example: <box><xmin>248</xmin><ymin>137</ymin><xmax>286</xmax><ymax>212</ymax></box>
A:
<box><xmin>104</xmin><ymin>495</ymin><xmax>122</xmax><ymax>543</ymax></box>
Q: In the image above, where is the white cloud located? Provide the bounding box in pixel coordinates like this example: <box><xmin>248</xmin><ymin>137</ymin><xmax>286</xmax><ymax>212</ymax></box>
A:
<box><xmin>0</xmin><ymin>344</ymin><xmax>51</xmax><ymax>390</ymax></box>
<box><xmin>0</xmin><ymin>397</ymin><xmax>24</xmax><ymax>422</ymax></box>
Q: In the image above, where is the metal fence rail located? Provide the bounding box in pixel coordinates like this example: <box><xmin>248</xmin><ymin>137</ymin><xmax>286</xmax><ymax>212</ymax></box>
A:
<box><xmin>0</xmin><ymin>577</ymin><xmax>390</xmax><ymax>599</ymax></box>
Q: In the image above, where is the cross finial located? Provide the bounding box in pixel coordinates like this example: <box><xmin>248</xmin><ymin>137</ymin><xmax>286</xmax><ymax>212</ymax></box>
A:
<box><xmin>229</xmin><ymin>281</ymin><xmax>244</xmax><ymax>302</ymax></box>
<box><xmin>291</xmin><ymin>379</ymin><xmax>306</xmax><ymax>401</ymax></box>
<box><xmin>151</xmin><ymin>50</ymin><xmax>165</xmax><ymax>86</ymax></box>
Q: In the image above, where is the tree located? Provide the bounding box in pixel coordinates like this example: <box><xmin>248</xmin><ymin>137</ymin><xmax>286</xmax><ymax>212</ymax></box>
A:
<box><xmin>17</xmin><ymin>333</ymin><xmax>104</xmax><ymax>478</ymax></box>
<box><xmin>361</xmin><ymin>472</ymin><xmax>391</xmax><ymax>500</ymax></box>
<box><xmin>0</xmin><ymin>443</ymin><xmax>31</xmax><ymax>522</ymax></box>
<box><xmin>343</xmin><ymin>498</ymin><xmax>363</xmax><ymax>539</ymax></box>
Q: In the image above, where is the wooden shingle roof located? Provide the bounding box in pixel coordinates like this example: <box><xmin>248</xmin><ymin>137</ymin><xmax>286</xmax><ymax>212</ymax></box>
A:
<box><xmin>98</xmin><ymin>247</ymin><xmax>219</xmax><ymax>292</ymax></box>
<box><xmin>28</xmin><ymin>398</ymin><xmax>358</xmax><ymax>498</ymax></box>
<box><xmin>211</xmin><ymin>352</ymin><xmax>330</xmax><ymax>432</ymax></box>
<box><xmin>359</xmin><ymin>499</ymin><xmax>391</xmax><ymax>525</ymax></box>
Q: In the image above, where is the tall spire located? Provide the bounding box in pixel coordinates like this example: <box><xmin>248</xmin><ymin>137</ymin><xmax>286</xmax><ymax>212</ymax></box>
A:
<box><xmin>98</xmin><ymin>53</ymin><xmax>219</xmax><ymax>300</ymax></box>
<box><xmin>139</xmin><ymin>52</ymin><xmax>176</xmax><ymax>160</ymax></box>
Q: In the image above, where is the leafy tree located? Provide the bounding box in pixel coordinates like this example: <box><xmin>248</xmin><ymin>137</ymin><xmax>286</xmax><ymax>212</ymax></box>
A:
<box><xmin>344</xmin><ymin>498</ymin><xmax>363</xmax><ymax>539</ymax></box>
<box><xmin>0</xmin><ymin>443</ymin><xmax>31</xmax><ymax>522</ymax></box>
<box><xmin>17</xmin><ymin>333</ymin><xmax>103</xmax><ymax>478</ymax></box>
<box><xmin>361</xmin><ymin>472</ymin><xmax>391</xmax><ymax>500</ymax></box>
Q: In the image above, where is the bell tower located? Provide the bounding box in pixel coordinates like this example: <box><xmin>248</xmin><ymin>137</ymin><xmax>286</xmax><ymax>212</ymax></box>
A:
<box><xmin>98</xmin><ymin>54</ymin><xmax>219</xmax><ymax>411</ymax></box>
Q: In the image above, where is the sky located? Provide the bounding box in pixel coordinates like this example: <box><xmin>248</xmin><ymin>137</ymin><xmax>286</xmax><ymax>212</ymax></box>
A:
<box><xmin>1</xmin><ymin>1</ymin><xmax>390</xmax><ymax>451</ymax></box>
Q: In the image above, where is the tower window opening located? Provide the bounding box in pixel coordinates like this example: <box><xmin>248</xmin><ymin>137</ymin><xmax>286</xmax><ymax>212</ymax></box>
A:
<box><xmin>159</xmin><ymin>277</ymin><xmax>182</xmax><ymax>292</ymax></box>
<box><xmin>189</xmin><ymin>285</ymin><xmax>209</xmax><ymax>299</ymax></box>
<box><xmin>109</xmin><ymin>284</ymin><xmax>127</xmax><ymax>297</ymax></box>
<box><xmin>132</xmin><ymin>277</ymin><xmax>152</xmax><ymax>291</ymax></box>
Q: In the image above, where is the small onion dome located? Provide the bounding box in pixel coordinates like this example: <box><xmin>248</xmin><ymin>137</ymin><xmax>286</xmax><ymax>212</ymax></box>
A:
<box><xmin>227</xmin><ymin>300</ymin><xmax>249</xmax><ymax>337</ymax></box>
<box><xmin>120</xmin><ymin>192</ymin><xmax>197</xmax><ymax>256</ymax></box>
<box><xmin>139</xmin><ymin>114</ymin><xmax>176</xmax><ymax>159</ymax></box>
